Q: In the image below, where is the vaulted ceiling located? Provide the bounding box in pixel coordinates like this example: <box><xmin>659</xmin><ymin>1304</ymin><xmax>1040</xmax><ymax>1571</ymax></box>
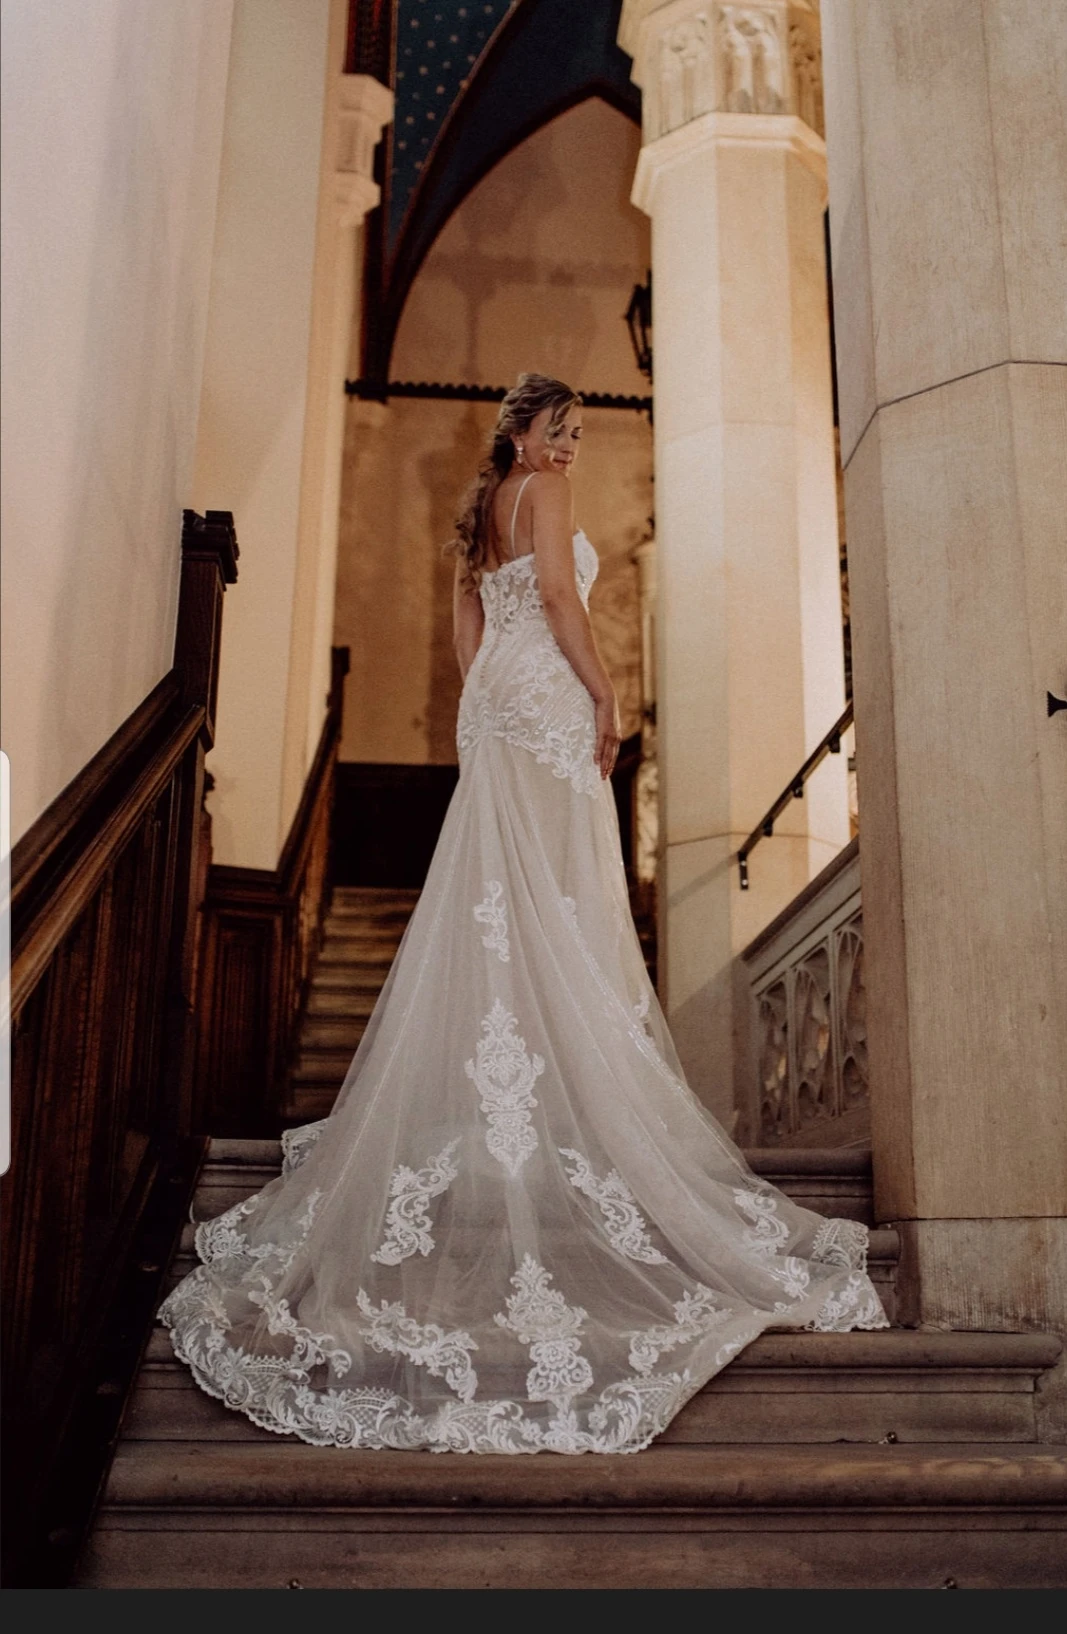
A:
<box><xmin>352</xmin><ymin>0</ymin><xmax>641</xmax><ymax>387</ymax></box>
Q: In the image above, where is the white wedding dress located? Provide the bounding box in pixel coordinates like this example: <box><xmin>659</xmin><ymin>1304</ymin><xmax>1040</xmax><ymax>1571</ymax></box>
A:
<box><xmin>160</xmin><ymin>477</ymin><xmax>888</xmax><ymax>1454</ymax></box>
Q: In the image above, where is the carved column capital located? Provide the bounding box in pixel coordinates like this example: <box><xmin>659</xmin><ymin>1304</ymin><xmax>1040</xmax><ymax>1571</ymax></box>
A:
<box><xmin>619</xmin><ymin>0</ymin><xmax>823</xmax><ymax>143</ymax></box>
<box><xmin>631</xmin><ymin>110</ymin><xmax>825</xmax><ymax>214</ymax></box>
<box><xmin>334</xmin><ymin>73</ymin><xmax>394</xmax><ymax>226</ymax></box>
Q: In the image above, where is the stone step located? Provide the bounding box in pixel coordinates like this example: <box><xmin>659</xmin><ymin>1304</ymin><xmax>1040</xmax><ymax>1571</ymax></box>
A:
<box><xmin>300</xmin><ymin>1014</ymin><xmax>377</xmax><ymax>1049</ymax></box>
<box><xmin>306</xmin><ymin>987</ymin><xmax>382</xmax><ymax>1016</ymax></box>
<box><xmin>160</xmin><ymin>1237</ymin><xmax>899</xmax><ymax>1324</ymax></box>
<box><xmin>309</xmin><ymin>961</ymin><xmax>395</xmax><ymax>989</ymax></box>
<box><xmin>318</xmin><ymin>931</ymin><xmax>404</xmax><ymax>958</ymax></box>
<box><xmin>280</xmin><ymin>1087</ymin><xmax>338</xmax><ymax>1126</ymax></box>
<box><xmin>189</xmin><ymin>1139</ymin><xmax>876</xmax><ymax>1221</ymax></box>
<box><xmin>291</xmin><ymin>1047</ymin><xmax>362</xmax><ymax>1080</ymax></box>
<box><xmin>746</xmin><ymin>1149</ymin><xmax>872</xmax><ymax>1224</ymax></box>
<box><xmin>330</xmin><ymin>887</ymin><xmax>421</xmax><ymax>909</ymax></box>
<box><xmin>320</xmin><ymin>935</ymin><xmax>405</xmax><ymax>960</ymax></box>
<box><xmin>164</xmin><ymin>1218</ymin><xmax>900</xmax><ymax>1281</ymax></box>
<box><xmin>133</xmin><ymin>1329</ymin><xmax>1057</xmax><ymax>1447</ymax></box>
<box><xmin>75</xmin><ymin>1440</ymin><xmax>1067</xmax><ymax>1589</ymax></box>
<box><xmin>320</xmin><ymin>921</ymin><xmax>411</xmax><ymax>947</ymax></box>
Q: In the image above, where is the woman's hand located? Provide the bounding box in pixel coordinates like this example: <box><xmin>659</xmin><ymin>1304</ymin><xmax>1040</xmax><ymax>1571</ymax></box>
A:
<box><xmin>594</xmin><ymin>691</ymin><xmax>621</xmax><ymax>781</ymax></box>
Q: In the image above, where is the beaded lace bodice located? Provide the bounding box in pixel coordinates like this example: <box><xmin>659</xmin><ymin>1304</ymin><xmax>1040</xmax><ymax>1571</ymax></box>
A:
<box><xmin>457</xmin><ymin>528</ymin><xmax>602</xmax><ymax>796</ymax></box>
<box><xmin>476</xmin><ymin>529</ymin><xmax>599</xmax><ymax>633</ymax></box>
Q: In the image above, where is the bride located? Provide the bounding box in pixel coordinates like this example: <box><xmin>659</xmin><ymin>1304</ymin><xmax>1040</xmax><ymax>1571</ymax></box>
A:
<box><xmin>160</xmin><ymin>372</ymin><xmax>888</xmax><ymax>1454</ymax></box>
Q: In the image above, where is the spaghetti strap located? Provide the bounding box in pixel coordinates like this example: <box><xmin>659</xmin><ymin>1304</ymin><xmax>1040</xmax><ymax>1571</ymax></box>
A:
<box><xmin>508</xmin><ymin>471</ymin><xmax>536</xmax><ymax>560</ymax></box>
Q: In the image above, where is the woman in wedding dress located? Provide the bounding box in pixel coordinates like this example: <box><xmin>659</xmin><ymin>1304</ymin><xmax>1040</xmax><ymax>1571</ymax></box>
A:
<box><xmin>160</xmin><ymin>372</ymin><xmax>888</xmax><ymax>1455</ymax></box>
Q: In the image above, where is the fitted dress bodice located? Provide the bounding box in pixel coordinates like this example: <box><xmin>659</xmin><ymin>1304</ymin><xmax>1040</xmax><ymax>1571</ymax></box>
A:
<box><xmin>457</xmin><ymin>531</ymin><xmax>602</xmax><ymax>796</ymax></box>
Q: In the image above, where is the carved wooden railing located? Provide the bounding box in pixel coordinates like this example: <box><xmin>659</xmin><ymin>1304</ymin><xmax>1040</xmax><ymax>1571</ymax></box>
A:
<box><xmin>738</xmin><ymin>836</ymin><xmax>867</xmax><ymax>1150</ymax></box>
<box><xmin>192</xmin><ymin>646</ymin><xmax>349</xmax><ymax>1136</ymax></box>
<box><xmin>2</xmin><ymin>510</ymin><xmax>238</xmax><ymax>1580</ymax></box>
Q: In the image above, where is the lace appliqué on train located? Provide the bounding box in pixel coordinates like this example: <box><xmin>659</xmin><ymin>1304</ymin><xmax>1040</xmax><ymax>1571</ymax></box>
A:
<box><xmin>281</xmin><ymin>1119</ymin><xmax>328</xmax><ymax>1176</ymax></box>
<box><xmin>465</xmin><ymin>1000</ymin><xmax>543</xmax><ymax>1177</ymax></box>
<box><xmin>495</xmin><ymin>1255</ymin><xmax>593</xmax><ymax>1417</ymax></box>
<box><xmin>560</xmin><ymin>1148</ymin><xmax>667</xmax><ymax>1264</ymax></box>
<box><xmin>356</xmin><ymin>1291</ymin><xmax>479</xmax><ymax>1403</ymax></box>
<box><xmin>628</xmin><ymin>1286</ymin><xmax>732</xmax><ymax>1375</ymax></box>
<box><xmin>473</xmin><ymin>880</ymin><xmax>510</xmax><ymax>962</ymax></box>
<box><xmin>371</xmin><ymin>1139</ymin><xmax>462</xmax><ymax>1266</ymax></box>
<box><xmin>811</xmin><ymin>1216</ymin><xmax>869</xmax><ymax>1273</ymax></box>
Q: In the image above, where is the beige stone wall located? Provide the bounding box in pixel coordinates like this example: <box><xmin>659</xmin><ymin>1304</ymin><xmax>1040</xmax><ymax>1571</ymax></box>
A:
<box><xmin>0</xmin><ymin>0</ymin><xmax>234</xmax><ymax>844</ymax></box>
<box><xmin>190</xmin><ymin>0</ymin><xmax>334</xmax><ymax>869</ymax></box>
<box><xmin>336</xmin><ymin>97</ymin><xmax>653</xmax><ymax>766</ymax></box>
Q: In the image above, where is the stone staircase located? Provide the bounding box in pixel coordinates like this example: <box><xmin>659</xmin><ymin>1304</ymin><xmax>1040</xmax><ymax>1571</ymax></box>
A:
<box><xmin>75</xmin><ymin>1141</ymin><xmax>1066</xmax><ymax>1588</ymax></box>
<box><xmin>283</xmin><ymin>887</ymin><xmax>420</xmax><ymax>1127</ymax></box>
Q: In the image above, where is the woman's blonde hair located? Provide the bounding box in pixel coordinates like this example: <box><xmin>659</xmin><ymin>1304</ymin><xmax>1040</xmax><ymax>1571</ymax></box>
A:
<box><xmin>451</xmin><ymin>372</ymin><xmax>581</xmax><ymax>586</ymax></box>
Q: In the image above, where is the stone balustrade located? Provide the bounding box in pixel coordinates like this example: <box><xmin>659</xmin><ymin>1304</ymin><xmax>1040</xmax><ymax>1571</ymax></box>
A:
<box><xmin>739</xmin><ymin>836</ymin><xmax>866</xmax><ymax>1149</ymax></box>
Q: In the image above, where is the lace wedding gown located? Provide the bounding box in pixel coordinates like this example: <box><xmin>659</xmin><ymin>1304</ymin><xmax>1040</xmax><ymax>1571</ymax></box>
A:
<box><xmin>160</xmin><ymin>482</ymin><xmax>888</xmax><ymax>1454</ymax></box>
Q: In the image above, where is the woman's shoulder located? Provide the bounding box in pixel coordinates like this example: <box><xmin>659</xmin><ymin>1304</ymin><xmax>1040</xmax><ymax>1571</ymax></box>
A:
<box><xmin>524</xmin><ymin>469</ymin><xmax>572</xmax><ymax>509</ymax></box>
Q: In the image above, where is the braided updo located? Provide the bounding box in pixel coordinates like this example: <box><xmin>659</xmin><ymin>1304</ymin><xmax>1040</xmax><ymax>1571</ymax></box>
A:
<box><xmin>451</xmin><ymin>372</ymin><xmax>581</xmax><ymax>586</ymax></box>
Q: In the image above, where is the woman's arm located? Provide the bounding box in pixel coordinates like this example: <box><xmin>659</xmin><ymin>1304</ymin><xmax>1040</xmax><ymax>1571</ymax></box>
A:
<box><xmin>529</xmin><ymin>473</ymin><xmax>621</xmax><ymax>780</ymax></box>
<box><xmin>453</xmin><ymin>556</ymin><xmax>486</xmax><ymax>681</ymax></box>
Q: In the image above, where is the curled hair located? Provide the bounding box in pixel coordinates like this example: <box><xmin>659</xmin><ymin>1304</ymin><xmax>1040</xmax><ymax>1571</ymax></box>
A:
<box><xmin>451</xmin><ymin>372</ymin><xmax>581</xmax><ymax>586</ymax></box>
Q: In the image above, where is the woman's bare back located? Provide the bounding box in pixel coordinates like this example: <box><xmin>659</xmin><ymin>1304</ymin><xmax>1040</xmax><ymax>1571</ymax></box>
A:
<box><xmin>484</xmin><ymin>471</ymin><xmax>536</xmax><ymax>572</ymax></box>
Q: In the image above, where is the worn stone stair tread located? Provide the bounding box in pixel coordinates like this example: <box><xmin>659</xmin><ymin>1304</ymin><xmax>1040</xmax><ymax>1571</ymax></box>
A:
<box><xmin>328</xmin><ymin>895</ymin><xmax>421</xmax><ymax>908</ymax></box>
<box><xmin>302</xmin><ymin>1020</ymin><xmax>376</xmax><ymax>1046</ymax></box>
<box><xmin>202</xmin><ymin>1137</ymin><xmax>872</xmax><ymax>1174</ymax></box>
<box><xmin>281</xmin><ymin>1093</ymin><xmax>338</xmax><ymax>1122</ymax></box>
<box><xmin>307</xmin><ymin>991</ymin><xmax>382</xmax><ymax>1014</ymax></box>
<box><xmin>206</xmin><ymin>1137</ymin><xmax>284</xmax><ymax>1163</ymax></box>
<box><xmin>95</xmin><ymin>1440</ymin><xmax>1067</xmax><ymax>1512</ymax></box>
<box><xmin>292</xmin><ymin>1051</ymin><xmax>362</xmax><ymax>1078</ymax></box>
<box><xmin>167</xmin><ymin>1224</ymin><xmax>901</xmax><ymax>1277</ymax></box>
<box><xmin>746</xmin><ymin>1148</ymin><xmax>871</xmax><ymax>1176</ymax></box>
<box><xmin>316</xmin><ymin>952</ymin><xmax>397</xmax><ymax>974</ymax></box>
<box><xmin>138</xmin><ymin>1324</ymin><xmax>1055</xmax><ymax>1374</ymax></box>
<box><xmin>316</xmin><ymin>932</ymin><xmax>399</xmax><ymax>947</ymax></box>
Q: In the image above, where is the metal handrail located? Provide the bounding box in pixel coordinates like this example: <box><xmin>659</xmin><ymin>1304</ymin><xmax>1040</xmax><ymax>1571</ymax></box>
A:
<box><xmin>737</xmin><ymin>700</ymin><xmax>854</xmax><ymax>890</ymax></box>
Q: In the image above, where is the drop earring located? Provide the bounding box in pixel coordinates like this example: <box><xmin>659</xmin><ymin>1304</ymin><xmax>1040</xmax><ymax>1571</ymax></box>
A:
<box><xmin>517</xmin><ymin>444</ymin><xmax>525</xmax><ymax>466</ymax></box>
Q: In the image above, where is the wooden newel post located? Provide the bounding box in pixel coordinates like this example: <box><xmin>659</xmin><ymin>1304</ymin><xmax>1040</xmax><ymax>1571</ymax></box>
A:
<box><xmin>159</xmin><ymin>510</ymin><xmax>239</xmax><ymax>1135</ymax></box>
<box><xmin>175</xmin><ymin>509</ymin><xmax>240</xmax><ymax>738</ymax></box>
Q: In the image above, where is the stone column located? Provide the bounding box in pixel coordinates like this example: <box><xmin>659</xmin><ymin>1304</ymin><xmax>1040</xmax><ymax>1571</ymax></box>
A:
<box><xmin>282</xmin><ymin>67</ymin><xmax>393</xmax><ymax>829</ymax></box>
<box><xmin>192</xmin><ymin>0</ymin><xmax>391</xmax><ymax>870</ymax></box>
<box><xmin>631</xmin><ymin>536</ymin><xmax>660</xmax><ymax>890</ymax></box>
<box><xmin>619</xmin><ymin>1</ymin><xmax>850</xmax><ymax>1121</ymax></box>
<box><xmin>821</xmin><ymin>1</ymin><xmax>1067</xmax><ymax>1432</ymax></box>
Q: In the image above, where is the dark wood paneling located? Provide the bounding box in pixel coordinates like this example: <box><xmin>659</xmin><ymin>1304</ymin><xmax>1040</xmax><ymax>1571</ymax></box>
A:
<box><xmin>331</xmin><ymin>761</ymin><xmax>460</xmax><ymax>888</ymax></box>
<box><xmin>191</xmin><ymin>648</ymin><xmax>349</xmax><ymax>1137</ymax></box>
<box><xmin>331</xmin><ymin>739</ymin><xmax>644</xmax><ymax>893</ymax></box>
<box><xmin>1</xmin><ymin>510</ymin><xmax>238</xmax><ymax>1585</ymax></box>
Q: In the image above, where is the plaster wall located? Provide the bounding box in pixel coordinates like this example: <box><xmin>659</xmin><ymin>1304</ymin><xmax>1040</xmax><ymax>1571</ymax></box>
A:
<box><xmin>190</xmin><ymin>0</ymin><xmax>332</xmax><ymax>870</ymax></box>
<box><xmin>1</xmin><ymin>0</ymin><xmax>234</xmax><ymax>844</ymax></box>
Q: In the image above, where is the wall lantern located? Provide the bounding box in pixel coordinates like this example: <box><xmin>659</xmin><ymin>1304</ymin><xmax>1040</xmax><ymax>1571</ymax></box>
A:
<box><xmin>625</xmin><ymin>273</ymin><xmax>653</xmax><ymax>384</ymax></box>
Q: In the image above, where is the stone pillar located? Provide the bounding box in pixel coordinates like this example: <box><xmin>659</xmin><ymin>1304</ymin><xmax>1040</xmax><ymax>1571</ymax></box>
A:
<box><xmin>619</xmin><ymin>1</ymin><xmax>850</xmax><ymax>1121</ymax></box>
<box><xmin>192</xmin><ymin>0</ymin><xmax>390</xmax><ymax>870</ymax></box>
<box><xmin>282</xmin><ymin>67</ymin><xmax>393</xmax><ymax>831</ymax></box>
<box><xmin>631</xmin><ymin>536</ymin><xmax>659</xmax><ymax>889</ymax></box>
<box><xmin>821</xmin><ymin>1</ymin><xmax>1067</xmax><ymax>1432</ymax></box>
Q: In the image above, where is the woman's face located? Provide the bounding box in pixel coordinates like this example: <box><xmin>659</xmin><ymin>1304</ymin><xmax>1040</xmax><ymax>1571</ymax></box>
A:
<box><xmin>515</xmin><ymin>402</ymin><xmax>583</xmax><ymax>476</ymax></box>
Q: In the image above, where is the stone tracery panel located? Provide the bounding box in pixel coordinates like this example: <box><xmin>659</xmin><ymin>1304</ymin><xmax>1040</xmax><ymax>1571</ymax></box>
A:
<box><xmin>756</xmin><ymin>979</ymin><xmax>790</xmax><ymax>1142</ymax></box>
<box><xmin>743</xmin><ymin>845</ymin><xmax>867</xmax><ymax>1146</ymax></box>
